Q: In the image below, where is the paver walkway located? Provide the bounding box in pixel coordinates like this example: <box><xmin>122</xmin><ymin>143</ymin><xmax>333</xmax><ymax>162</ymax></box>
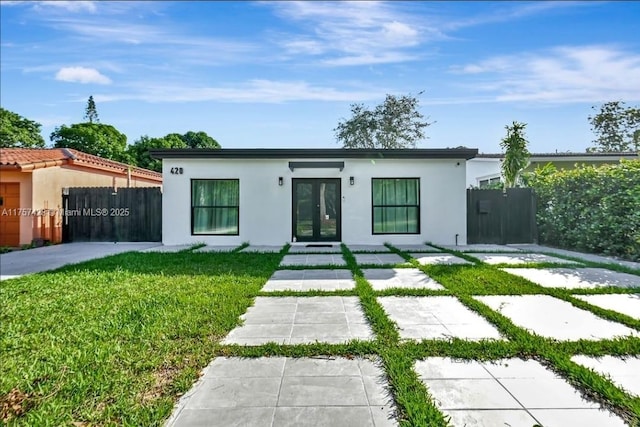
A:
<box><xmin>221</xmin><ymin>296</ymin><xmax>373</xmax><ymax>345</ymax></box>
<box><xmin>415</xmin><ymin>357</ymin><xmax>627</xmax><ymax>427</ymax></box>
<box><xmin>502</xmin><ymin>267</ymin><xmax>640</xmax><ymax>289</ymax></box>
<box><xmin>166</xmin><ymin>357</ymin><xmax>396</xmax><ymax>427</ymax></box>
<box><xmin>167</xmin><ymin>244</ymin><xmax>639</xmax><ymax>426</ymax></box>
<box><xmin>477</xmin><ymin>295</ymin><xmax>639</xmax><ymax>340</ymax></box>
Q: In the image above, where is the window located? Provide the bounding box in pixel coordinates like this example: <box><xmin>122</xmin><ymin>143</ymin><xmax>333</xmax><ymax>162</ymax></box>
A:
<box><xmin>479</xmin><ymin>177</ymin><xmax>501</xmax><ymax>188</ymax></box>
<box><xmin>191</xmin><ymin>179</ymin><xmax>239</xmax><ymax>235</ymax></box>
<box><xmin>372</xmin><ymin>178</ymin><xmax>420</xmax><ymax>234</ymax></box>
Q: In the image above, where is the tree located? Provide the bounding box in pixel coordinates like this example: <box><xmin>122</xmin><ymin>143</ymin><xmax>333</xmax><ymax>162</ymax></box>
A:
<box><xmin>84</xmin><ymin>96</ymin><xmax>99</xmax><ymax>123</ymax></box>
<box><xmin>0</xmin><ymin>108</ymin><xmax>46</xmax><ymax>148</ymax></box>
<box><xmin>334</xmin><ymin>93</ymin><xmax>433</xmax><ymax>148</ymax></box>
<box><xmin>500</xmin><ymin>121</ymin><xmax>530</xmax><ymax>189</ymax></box>
<box><xmin>180</xmin><ymin>130</ymin><xmax>220</xmax><ymax>148</ymax></box>
<box><xmin>127</xmin><ymin>134</ymin><xmax>187</xmax><ymax>172</ymax></box>
<box><xmin>127</xmin><ymin>131</ymin><xmax>221</xmax><ymax>172</ymax></box>
<box><xmin>50</xmin><ymin>123</ymin><xmax>128</xmax><ymax>162</ymax></box>
<box><xmin>588</xmin><ymin>101</ymin><xmax>640</xmax><ymax>152</ymax></box>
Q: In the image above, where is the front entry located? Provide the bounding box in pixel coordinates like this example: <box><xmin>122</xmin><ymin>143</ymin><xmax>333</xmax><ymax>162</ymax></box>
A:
<box><xmin>292</xmin><ymin>179</ymin><xmax>341</xmax><ymax>242</ymax></box>
<box><xmin>0</xmin><ymin>183</ymin><xmax>21</xmax><ymax>247</ymax></box>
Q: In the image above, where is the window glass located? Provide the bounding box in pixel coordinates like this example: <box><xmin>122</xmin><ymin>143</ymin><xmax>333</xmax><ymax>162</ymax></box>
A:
<box><xmin>372</xmin><ymin>178</ymin><xmax>419</xmax><ymax>234</ymax></box>
<box><xmin>191</xmin><ymin>180</ymin><xmax>239</xmax><ymax>235</ymax></box>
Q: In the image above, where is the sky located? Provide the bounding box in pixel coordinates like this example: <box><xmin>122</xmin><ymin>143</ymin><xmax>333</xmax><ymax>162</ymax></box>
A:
<box><xmin>1</xmin><ymin>1</ymin><xmax>639</xmax><ymax>154</ymax></box>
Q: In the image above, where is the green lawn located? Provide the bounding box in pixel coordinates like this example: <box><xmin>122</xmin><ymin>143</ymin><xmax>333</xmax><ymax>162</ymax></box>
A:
<box><xmin>1</xmin><ymin>246</ymin><xmax>639</xmax><ymax>426</ymax></box>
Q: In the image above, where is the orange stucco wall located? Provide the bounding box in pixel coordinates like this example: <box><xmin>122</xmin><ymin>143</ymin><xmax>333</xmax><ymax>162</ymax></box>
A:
<box><xmin>0</xmin><ymin>165</ymin><xmax>161</xmax><ymax>245</ymax></box>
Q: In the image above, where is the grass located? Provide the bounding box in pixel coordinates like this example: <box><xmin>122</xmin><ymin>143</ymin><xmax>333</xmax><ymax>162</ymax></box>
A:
<box><xmin>0</xmin><ymin>251</ymin><xmax>281</xmax><ymax>426</ymax></box>
<box><xmin>1</xmin><ymin>244</ymin><xmax>639</xmax><ymax>426</ymax></box>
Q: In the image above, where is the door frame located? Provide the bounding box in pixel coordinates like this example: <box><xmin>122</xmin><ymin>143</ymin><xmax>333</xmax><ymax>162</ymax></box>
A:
<box><xmin>291</xmin><ymin>178</ymin><xmax>341</xmax><ymax>242</ymax></box>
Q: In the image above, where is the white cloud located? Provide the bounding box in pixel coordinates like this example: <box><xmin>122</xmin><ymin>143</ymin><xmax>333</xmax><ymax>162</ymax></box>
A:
<box><xmin>31</xmin><ymin>1</ymin><xmax>97</xmax><ymax>13</ymax></box>
<box><xmin>93</xmin><ymin>79</ymin><xmax>381</xmax><ymax>104</ymax></box>
<box><xmin>55</xmin><ymin>66</ymin><xmax>112</xmax><ymax>84</ymax></box>
<box><xmin>451</xmin><ymin>45</ymin><xmax>640</xmax><ymax>103</ymax></box>
<box><xmin>266</xmin><ymin>1</ymin><xmax>425</xmax><ymax>66</ymax></box>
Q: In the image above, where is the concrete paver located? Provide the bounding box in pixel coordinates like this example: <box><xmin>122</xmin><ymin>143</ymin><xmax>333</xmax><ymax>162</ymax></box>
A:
<box><xmin>509</xmin><ymin>244</ymin><xmax>640</xmax><ymax>270</ymax></box>
<box><xmin>362</xmin><ymin>268</ymin><xmax>444</xmax><ymax>290</ymax></box>
<box><xmin>347</xmin><ymin>245</ymin><xmax>390</xmax><ymax>252</ymax></box>
<box><xmin>571</xmin><ymin>355</ymin><xmax>640</xmax><ymax>397</ymax></box>
<box><xmin>392</xmin><ymin>244</ymin><xmax>441</xmax><ymax>252</ymax></box>
<box><xmin>473</xmin><ymin>252</ymin><xmax>580</xmax><ymax>265</ymax></box>
<box><xmin>241</xmin><ymin>245</ymin><xmax>284</xmax><ymax>253</ymax></box>
<box><xmin>262</xmin><ymin>269</ymin><xmax>355</xmax><ymax>292</ymax></box>
<box><xmin>378</xmin><ymin>296</ymin><xmax>503</xmax><ymax>341</ymax></box>
<box><xmin>222</xmin><ymin>297</ymin><xmax>373</xmax><ymax>345</ymax></box>
<box><xmin>476</xmin><ymin>295</ymin><xmax>639</xmax><ymax>340</ymax></box>
<box><xmin>409</xmin><ymin>253</ymin><xmax>471</xmax><ymax>265</ymax></box>
<box><xmin>354</xmin><ymin>253</ymin><xmax>407</xmax><ymax>266</ymax></box>
<box><xmin>280</xmin><ymin>254</ymin><xmax>346</xmax><ymax>267</ymax></box>
<box><xmin>166</xmin><ymin>357</ymin><xmax>397</xmax><ymax>427</ymax></box>
<box><xmin>503</xmin><ymin>267</ymin><xmax>640</xmax><ymax>289</ymax></box>
<box><xmin>0</xmin><ymin>242</ymin><xmax>161</xmax><ymax>280</ymax></box>
<box><xmin>415</xmin><ymin>357</ymin><xmax>626</xmax><ymax>427</ymax></box>
<box><xmin>439</xmin><ymin>244</ymin><xmax>522</xmax><ymax>252</ymax></box>
<box><xmin>288</xmin><ymin>245</ymin><xmax>342</xmax><ymax>253</ymax></box>
<box><xmin>573</xmin><ymin>293</ymin><xmax>640</xmax><ymax>319</ymax></box>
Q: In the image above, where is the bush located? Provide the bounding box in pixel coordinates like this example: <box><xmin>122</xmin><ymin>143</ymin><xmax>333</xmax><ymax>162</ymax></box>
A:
<box><xmin>528</xmin><ymin>160</ymin><xmax>640</xmax><ymax>260</ymax></box>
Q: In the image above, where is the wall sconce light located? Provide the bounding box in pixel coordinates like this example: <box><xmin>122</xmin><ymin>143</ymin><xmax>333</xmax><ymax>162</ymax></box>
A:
<box><xmin>278</xmin><ymin>177</ymin><xmax>284</xmax><ymax>186</ymax></box>
<box><xmin>349</xmin><ymin>176</ymin><xmax>355</xmax><ymax>185</ymax></box>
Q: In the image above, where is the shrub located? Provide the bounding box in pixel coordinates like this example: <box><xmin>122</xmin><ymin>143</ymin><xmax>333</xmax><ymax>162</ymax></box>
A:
<box><xmin>528</xmin><ymin>160</ymin><xmax>640</xmax><ymax>260</ymax></box>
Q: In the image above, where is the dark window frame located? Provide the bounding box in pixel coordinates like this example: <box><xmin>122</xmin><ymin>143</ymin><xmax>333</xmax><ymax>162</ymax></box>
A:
<box><xmin>191</xmin><ymin>178</ymin><xmax>240</xmax><ymax>236</ymax></box>
<box><xmin>371</xmin><ymin>177</ymin><xmax>421</xmax><ymax>235</ymax></box>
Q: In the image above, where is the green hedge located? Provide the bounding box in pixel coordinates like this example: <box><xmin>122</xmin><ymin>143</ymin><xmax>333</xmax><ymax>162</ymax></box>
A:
<box><xmin>528</xmin><ymin>159</ymin><xmax>640</xmax><ymax>261</ymax></box>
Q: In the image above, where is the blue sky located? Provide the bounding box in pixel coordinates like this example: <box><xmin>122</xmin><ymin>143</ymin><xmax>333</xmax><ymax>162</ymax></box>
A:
<box><xmin>1</xmin><ymin>1</ymin><xmax>639</xmax><ymax>154</ymax></box>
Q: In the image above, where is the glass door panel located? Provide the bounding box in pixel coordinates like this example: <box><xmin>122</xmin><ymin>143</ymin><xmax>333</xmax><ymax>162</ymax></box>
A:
<box><xmin>295</xmin><ymin>182</ymin><xmax>313</xmax><ymax>238</ymax></box>
<box><xmin>293</xmin><ymin>179</ymin><xmax>341</xmax><ymax>242</ymax></box>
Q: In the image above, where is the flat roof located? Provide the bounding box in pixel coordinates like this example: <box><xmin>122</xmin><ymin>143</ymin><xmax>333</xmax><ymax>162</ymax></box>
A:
<box><xmin>150</xmin><ymin>148</ymin><xmax>479</xmax><ymax>160</ymax></box>
<box><xmin>476</xmin><ymin>151</ymin><xmax>639</xmax><ymax>159</ymax></box>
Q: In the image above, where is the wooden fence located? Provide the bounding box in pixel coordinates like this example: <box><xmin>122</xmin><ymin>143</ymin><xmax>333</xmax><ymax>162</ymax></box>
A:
<box><xmin>467</xmin><ymin>188</ymin><xmax>537</xmax><ymax>244</ymax></box>
<box><xmin>62</xmin><ymin>187</ymin><xmax>162</xmax><ymax>242</ymax></box>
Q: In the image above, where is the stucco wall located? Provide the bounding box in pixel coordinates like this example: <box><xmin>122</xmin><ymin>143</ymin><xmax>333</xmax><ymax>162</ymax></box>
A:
<box><xmin>0</xmin><ymin>166</ymin><xmax>160</xmax><ymax>245</ymax></box>
<box><xmin>465</xmin><ymin>158</ymin><xmax>501</xmax><ymax>188</ymax></box>
<box><xmin>31</xmin><ymin>166</ymin><xmax>159</xmax><ymax>212</ymax></box>
<box><xmin>161</xmin><ymin>157</ymin><xmax>468</xmax><ymax>246</ymax></box>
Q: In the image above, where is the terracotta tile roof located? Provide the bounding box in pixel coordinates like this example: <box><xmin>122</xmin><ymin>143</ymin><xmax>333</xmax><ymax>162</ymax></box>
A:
<box><xmin>0</xmin><ymin>148</ymin><xmax>162</xmax><ymax>181</ymax></box>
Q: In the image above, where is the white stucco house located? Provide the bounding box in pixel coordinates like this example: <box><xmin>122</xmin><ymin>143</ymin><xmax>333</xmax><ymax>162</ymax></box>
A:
<box><xmin>150</xmin><ymin>148</ymin><xmax>478</xmax><ymax>246</ymax></box>
<box><xmin>466</xmin><ymin>151</ymin><xmax>639</xmax><ymax>188</ymax></box>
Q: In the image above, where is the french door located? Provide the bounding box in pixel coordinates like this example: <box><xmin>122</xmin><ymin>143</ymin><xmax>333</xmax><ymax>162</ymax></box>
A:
<box><xmin>292</xmin><ymin>179</ymin><xmax>341</xmax><ymax>242</ymax></box>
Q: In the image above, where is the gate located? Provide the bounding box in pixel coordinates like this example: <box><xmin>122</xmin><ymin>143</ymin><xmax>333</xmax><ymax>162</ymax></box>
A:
<box><xmin>62</xmin><ymin>187</ymin><xmax>162</xmax><ymax>242</ymax></box>
<box><xmin>467</xmin><ymin>188</ymin><xmax>537</xmax><ymax>244</ymax></box>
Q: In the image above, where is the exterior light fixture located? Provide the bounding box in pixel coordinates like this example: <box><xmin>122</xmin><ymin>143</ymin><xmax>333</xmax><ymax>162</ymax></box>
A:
<box><xmin>349</xmin><ymin>176</ymin><xmax>355</xmax><ymax>185</ymax></box>
<box><xmin>278</xmin><ymin>177</ymin><xmax>284</xmax><ymax>186</ymax></box>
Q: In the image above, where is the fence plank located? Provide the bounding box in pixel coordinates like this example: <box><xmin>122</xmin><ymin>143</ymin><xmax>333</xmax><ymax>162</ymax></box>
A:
<box><xmin>467</xmin><ymin>188</ymin><xmax>536</xmax><ymax>244</ymax></box>
<box><xmin>63</xmin><ymin>187</ymin><xmax>162</xmax><ymax>242</ymax></box>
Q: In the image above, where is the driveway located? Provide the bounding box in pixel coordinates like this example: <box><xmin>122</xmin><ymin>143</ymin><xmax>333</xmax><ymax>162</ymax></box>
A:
<box><xmin>0</xmin><ymin>242</ymin><xmax>161</xmax><ymax>280</ymax></box>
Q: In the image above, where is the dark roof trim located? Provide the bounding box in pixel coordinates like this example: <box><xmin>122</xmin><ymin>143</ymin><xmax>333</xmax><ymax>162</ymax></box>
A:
<box><xmin>289</xmin><ymin>161</ymin><xmax>345</xmax><ymax>171</ymax></box>
<box><xmin>150</xmin><ymin>148</ymin><xmax>479</xmax><ymax>160</ymax></box>
<box><xmin>477</xmin><ymin>151</ymin><xmax>639</xmax><ymax>159</ymax></box>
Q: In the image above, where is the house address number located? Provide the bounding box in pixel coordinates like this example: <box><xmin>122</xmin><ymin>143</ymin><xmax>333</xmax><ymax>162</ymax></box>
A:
<box><xmin>170</xmin><ymin>167</ymin><xmax>184</xmax><ymax>175</ymax></box>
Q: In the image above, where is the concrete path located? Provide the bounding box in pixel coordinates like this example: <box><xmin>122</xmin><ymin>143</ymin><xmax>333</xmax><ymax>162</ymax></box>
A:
<box><xmin>165</xmin><ymin>357</ymin><xmax>396</xmax><ymax>427</ymax></box>
<box><xmin>168</xmin><ymin>247</ymin><xmax>639</xmax><ymax>426</ymax></box>
<box><xmin>0</xmin><ymin>242</ymin><xmax>160</xmax><ymax>280</ymax></box>
<box><xmin>510</xmin><ymin>244</ymin><xmax>640</xmax><ymax>270</ymax></box>
<box><xmin>415</xmin><ymin>357</ymin><xmax>628</xmax><ymax>426</ymax></box>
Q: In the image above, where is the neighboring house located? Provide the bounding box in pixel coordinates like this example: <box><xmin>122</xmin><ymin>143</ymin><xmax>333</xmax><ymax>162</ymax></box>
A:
<box><xmin>150</xmin><ymin>148</ymin><xmax>477</xmax><ymax>246</ymax></box>
<box><xmin>0</xmin><ymin>148</ymin><xmax>162</xmax><ymax>247</ymax></box>
<box><xmin>466</xmin><ymin>151</ymin><xmax>639</xmax><ymax>188</ymax></box>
